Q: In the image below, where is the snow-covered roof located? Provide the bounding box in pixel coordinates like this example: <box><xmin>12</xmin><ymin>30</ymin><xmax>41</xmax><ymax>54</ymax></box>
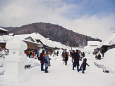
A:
<box><xmin>103</xmin><ymin>33</ymin><xmax>115</xmax><ymax>45</ymax></box>
<box><xmin>0</xmin><ymin>35</ymin><xmax>14</xmax><ymax>43</ymax></box>
<box><xmin>30</xmin><ymin>33</ymin><xmax>55</xmax><ymax>48</ymax></box>
<box><xmin>0</xmin><ymin>32</ymin><xmax>68</xmax><ymax>49</ymax></box>
<box><xmin>97</xmin><ymin>33</ymin><xmax>115</xmax><ymax>47</ymax></box>
<box><xmin>9</xmin><ymin>33</ymin><xmax>14</xmax><ymax>36</ymax></box>
<box><xmin>53</xmin><ymin>41</ymin><xmax>63</xmax><ymax>49</ymax></box>
<box><xmin>14</xmin><ymin>34</ymin><xmax>38</xmax><ymax>44</ymax></box>
<box><xmin>84</xmin><ymin>45</ymin><xmax>96</xmax><ymax>52</ymax></box>
<box><xmin>0</xmin><ymin>27</ymin><xmax>8</xmax><ymax>32</ymax></box>
<box><xmin>88</xmin><ymin>41</ymin><xmax>101</xmax><ymax>46</ymax></box>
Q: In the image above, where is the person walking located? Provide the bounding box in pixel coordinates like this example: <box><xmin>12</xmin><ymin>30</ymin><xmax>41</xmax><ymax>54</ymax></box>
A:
<box><xmin>73</xmin><ymin>50</ymin><xmax>80</xmax><ymax>72</ymax></box>
<box><xmin>26</xmin><ymin>50</ymin><xmax>29</xmax><ymax>57</ymax></box>
<box><xmin>40</xmin><ymin>50</ymin><xmax>45</xmax><ymax>71</ymax></box>
<box><xmin>44</xmin><ymin>51</ymin><xmax>50</xmax><ymax>73</ymax></box>
<box><xmin>64</xmin><ymin>52</ymin><xmax>69</xmax><ymax>65</ymax></box>
<box><xmin>79</xmin><ymin>58</ymin><xmax>89</xmax><ymax>73</ymax></box>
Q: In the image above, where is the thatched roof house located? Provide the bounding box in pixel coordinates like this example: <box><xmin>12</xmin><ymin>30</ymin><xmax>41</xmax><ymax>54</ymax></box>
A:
<box><xmin>0</xmin><ymin>27</ymin><xmax>7</xmax><ymax>34</ymax></box>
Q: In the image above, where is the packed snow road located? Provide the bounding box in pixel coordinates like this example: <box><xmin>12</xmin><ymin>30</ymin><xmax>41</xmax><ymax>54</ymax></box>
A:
<box><xmin>19</xmin><ymin>54</ymin><xmax>115</xmax><ymax>86</ymax></box>
<box><xmin>0</xmin><ymin>53</ymin><xmax>115</xmax><ymax>86</ymax></box>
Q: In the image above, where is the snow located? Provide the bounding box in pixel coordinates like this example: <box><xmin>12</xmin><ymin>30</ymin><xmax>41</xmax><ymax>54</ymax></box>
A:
<box><xmin>84</xmin><ymin>46</ymin><xmax>96</xmax><ymax>53</ymax></box>
<box><xmin>88</xmin><ymin>41</ymin><xmax>101</xmax><ymax>46</ymax></box>
<box><xmin>95</xmin><ymin>48</ymin><xmax>115</xmax><ymax>72</ymax></box>
<box><xmin>0</xmin><ymin>49</ymin><xmax>115</xmax><ymax>86</ymax></box>
<box><xmin>30</xmin><ymin>33</ymin><xmax>55</xmax><ymax>48</ymax></box>
<box><xmin>109</xmin><ymin>38</ymin><xmax>115</xmax><ymax>45</ymax></box>
<box><xmin>0</xmin><ymin>55</ymin><xmax>5</xmax><ymax>75</ymax></box>
<box><xmin>98</xmin><ymin>33</ymin><xmax>115</xmax><ymax>47</ymax></box>
<box><xmin>0</xmin><ymin>33</ymin><xmax>70</xmax><ymax>49</ymax></box>
<box><xmin>0</xmin><ymin>27</ymin><xmax>7</xmax><ymax>32</ymax></box>
<box><xmin>0</xmin><ymin>35</ymin><xmax>13</xmax><ymax>43</ymax></box>
<box><xmin>6</xmin><ymin>38</ymin><xmax>27</xmax><ymax>50</ymax></box>
<box><xmin>0</xmin><ymin>33</ymin><xmax>115</xmax><ymax>86</ymax></box>
<box><xmin>2</xmin><ymin>39</ymin><xmax>28</xmax><ymax>84</ymax></box>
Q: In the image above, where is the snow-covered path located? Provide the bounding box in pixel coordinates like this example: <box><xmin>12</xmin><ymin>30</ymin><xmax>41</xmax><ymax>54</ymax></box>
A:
<box><xmin>0</xmin><ymin>54</ymin><xmax>115</xmax><ymax>86</ymax></box>
<box><xmin>19</xmin><ymin>54</ymin><xmax>115</xmax><ymax>86</ymax></box>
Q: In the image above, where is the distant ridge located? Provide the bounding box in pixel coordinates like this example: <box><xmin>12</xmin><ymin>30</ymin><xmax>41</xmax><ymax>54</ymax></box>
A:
<box><xmin>4</xmin><ymin>22</ymin><xmax>101</xmax><ymax>47</ymax></box>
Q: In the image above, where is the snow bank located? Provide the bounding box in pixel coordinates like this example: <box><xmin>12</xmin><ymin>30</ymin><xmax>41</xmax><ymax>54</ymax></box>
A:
<box><xmin>99</xmin><ymin>33</ymin><xmax>115</xmax><ymax>46</ymax></box>
<box><xmin>84</xmin><ymin>46</ymin><xmax>96</xmax><ymax>53</ymax></box>
<box><xmin>0</xmin><ymin>55</ymin><xmax>5</xmax><ymax>75</ymax></box>
<box><xmin>102</xmin><ymin>48</ymin><xmax>115</xmax><ymax>72</ymax></box>
<box><xmin>25</xmin><ymin>58</ymin><xmax>40</xmax><ymax>69</ymax></box>
<box><xmin>95</xmin><ymin>48</ymin><xmax>115</xmax><ymax>73</ymax></box>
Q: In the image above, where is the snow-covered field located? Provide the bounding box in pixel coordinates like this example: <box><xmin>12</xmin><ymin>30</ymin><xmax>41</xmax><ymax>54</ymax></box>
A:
<box><xmin>0</xmin><ymin>51</ymin><xmax>115</xmax><ymax>86</ymax></box>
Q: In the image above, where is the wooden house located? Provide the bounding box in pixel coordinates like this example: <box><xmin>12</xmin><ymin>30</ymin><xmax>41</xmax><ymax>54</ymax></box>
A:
<box><xmin>0</xmin><ymin>27</ymin><xmax>7</xmax><ymax>35</ymax></box>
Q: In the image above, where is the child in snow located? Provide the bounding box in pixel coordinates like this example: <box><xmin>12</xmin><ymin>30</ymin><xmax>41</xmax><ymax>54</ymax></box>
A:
<box><xmin>79</xmin><ymin>58</ymin><xmax>89</xmax><ymax>73</ymax></box>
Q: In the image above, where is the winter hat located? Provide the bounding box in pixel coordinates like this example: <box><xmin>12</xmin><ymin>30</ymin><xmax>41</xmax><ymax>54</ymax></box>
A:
<box><xmin>84</xmin><ymin>58</ymin><xmax>87</xmax><ymax>62</ymax></box>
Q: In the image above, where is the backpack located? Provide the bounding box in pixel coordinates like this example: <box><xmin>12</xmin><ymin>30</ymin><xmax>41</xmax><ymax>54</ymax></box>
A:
<box><xmin>43</xmin><ymin>58</ymin><xmax>48</xmax><ymax>63</ymax></box>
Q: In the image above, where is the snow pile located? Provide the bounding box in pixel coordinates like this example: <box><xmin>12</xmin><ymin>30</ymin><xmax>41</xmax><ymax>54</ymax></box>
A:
<box><xmin>25</xmin><ymin>58</ymin><xmax>40</xmax><ymax>69</ymax></box>
<box><xmin>109</xmin><ymin>38</ymin><xmax>115</xmax><ymax>45</ymax></box>
<box><xmin>100</xmin><ymin>33</ymin><xmax>115</xmax><ymax>46</ymax></box>
<box><xmin>0</xmin><ymin>56</ymin><xmax>5</xmax><ymax>75</ymax></box>
<box><xmin>84</xmin><ymin>46</ymin><xmax>95</xmax><ymax>53</ymax></box>
<box><xmin>95</xmin><ymin>48</ymin><xmax>115</xmax><ymax>73</ymax></box>
<box><xmin>102</xmin><ymin>48</ymin><xmax>115</xmax><ymax>72</ymax></box>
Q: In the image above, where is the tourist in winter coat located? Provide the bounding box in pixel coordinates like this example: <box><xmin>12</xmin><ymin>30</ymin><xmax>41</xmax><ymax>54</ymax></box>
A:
<box><xmin>79</xmin><ymin>58</ymin><xmax>89</xmax><ymax>73</ymax></box>
<box><xmin>73</xmin><ymin>50</ymin><xmax>80</xmax><ymax>71</ymax></box>
<box><xmin>64</xmin><ymin>52</ymin><xmax>68</xmax><ymax>65</ymax></box>
<box><xmin>26</xmin><ymin>51</ymin><xmax>29</xmax><ymax>57</ymax></box>
<box><xmin>30</xmin><ymin>51</ymin><xmax>33</xmax><ymax>58</ymax></box>
<box><xmin>72</xmin><ymin>50</ymin><xmax>75</xmax><ymax>58</ymax></box>
<box><xmin>40</xmin><ymin>50</ymin><xmax>45</xmax><ymax>71</ymax></box>
<box><xmin>72</xmin><ymin>50</ymin><xmax>75</xmax><ymax>63</ymax></box>
<box><xmin>82</xmin><ymin>52</ymin><xmax>85</xmax><ymax>58</ymax></box>
<box><xmin>44</xmin><ymin>51</ymin><xmax>50</xmax><ymax>73</ymax></box>
<box><xmin>57</xmin><ymin>51</ymin><xmax>59</xmax><ymax>56</ymax></box>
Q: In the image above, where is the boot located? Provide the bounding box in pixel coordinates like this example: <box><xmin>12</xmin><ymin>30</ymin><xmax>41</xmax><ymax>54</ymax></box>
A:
<box><xmin>45</xmin><ymin>67</ymin><xmax>48</xmax><ymax>73</ymax></box>
<box><xmin>73</xmin><ymin>65</ymin><xmax>74</xmax><ymax>70</ymax></box>
<box><xmin>82</xmin><ymin>70</ymin><xmax>85</xmax><ymax>73</ymax></box>
<box><xmin>41</xmin><ymin>63</ymin><xmax>44</xmax><ymax>71</ymax></box>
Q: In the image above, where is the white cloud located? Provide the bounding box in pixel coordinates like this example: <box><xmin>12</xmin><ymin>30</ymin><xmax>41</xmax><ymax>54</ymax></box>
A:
<box><xmin>0</xmin><ymin>0</ymin><xmax>115</xmax><ymax>41</ymax></box>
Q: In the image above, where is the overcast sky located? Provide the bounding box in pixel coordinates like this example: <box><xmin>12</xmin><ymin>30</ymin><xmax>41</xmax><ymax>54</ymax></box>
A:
<box><xmin>0</xmin><ymin>0</ymin><xmax>115</xmax><ymax>40</ymax></box>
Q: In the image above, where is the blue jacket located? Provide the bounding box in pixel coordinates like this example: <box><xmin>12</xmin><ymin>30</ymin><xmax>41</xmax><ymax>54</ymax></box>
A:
<box><xmin>44</xmin><ymin>55</ymin><xmax>50</xmax><ymax>67</ymax></box>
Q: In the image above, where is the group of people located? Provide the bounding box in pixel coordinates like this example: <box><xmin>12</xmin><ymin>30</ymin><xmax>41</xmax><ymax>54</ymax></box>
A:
<box><xmin>62</xmin><ymin>50</ymin><xmax>89</xmax><ymax>73</ymax></box>
<box><xmin>25</xmin><ymin>50</ymin><xmax>39</xmax><ymax>58</ymax></box>
<box><xmin>25</xmin><ymin>49</ymin><xmax>89</xmax><ymax>74</ymax></box>
<box><xmin>71</xmin><ymin>50</ymin><xmax>89</xmax><ymax>73</ymax></box>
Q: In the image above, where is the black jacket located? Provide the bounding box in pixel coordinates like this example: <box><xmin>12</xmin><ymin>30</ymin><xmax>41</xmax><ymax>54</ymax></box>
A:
<box><xmin>73</xmin><ymin>52</ymin><xmax>80</xmax><ymax>66</ymax></box>
<box><xmin>80</xmin><ymin>59</ymin><xmax>89</xmax><ymax>70</ymax></box>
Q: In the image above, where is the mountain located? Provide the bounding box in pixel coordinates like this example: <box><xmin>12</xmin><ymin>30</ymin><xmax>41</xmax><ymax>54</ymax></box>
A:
<box><xmin>3</xmin><ymin>22</ymin><xmax>101</xmax><ymax>47</ymax></box>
